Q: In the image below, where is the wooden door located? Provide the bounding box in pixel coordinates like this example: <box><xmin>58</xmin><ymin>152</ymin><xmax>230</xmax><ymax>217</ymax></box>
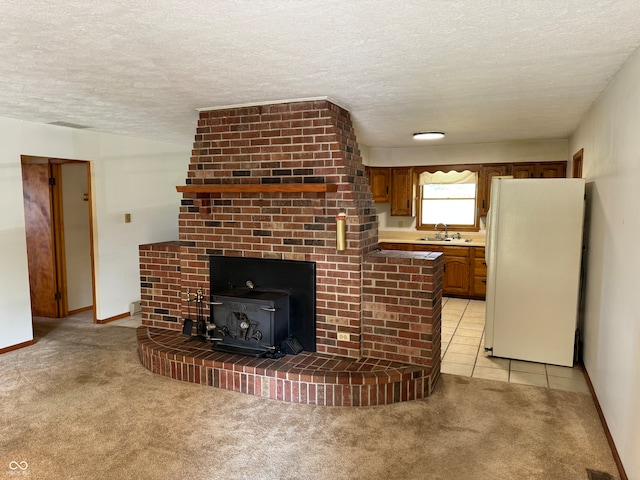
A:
<box><xmin>22</xmin><ymin>163</ymin><xmax>62</xmax><ymax>317</ymax></box>
<box><xmin>22</xmin><ymin>162</ymin><xmax>67</xmax><ymax>318</ymax></box>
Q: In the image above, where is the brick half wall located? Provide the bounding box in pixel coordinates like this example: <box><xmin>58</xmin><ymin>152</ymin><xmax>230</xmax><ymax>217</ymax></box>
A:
<box><xmin>362</xmin><ymin>250</ymin><xmax>443</xmax><ymax>376</ymax></box>
<box><xmin>139</xmin><ymin>241</ymin><xmax>182</xmax><ymax>330</ymax></box>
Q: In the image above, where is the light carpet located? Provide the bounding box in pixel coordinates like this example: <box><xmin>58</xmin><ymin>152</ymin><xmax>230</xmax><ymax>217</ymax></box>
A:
<box><xmin>0</xmin><ymin>317</ymin><xmax>619</xmax><ymax>479</ymax></box>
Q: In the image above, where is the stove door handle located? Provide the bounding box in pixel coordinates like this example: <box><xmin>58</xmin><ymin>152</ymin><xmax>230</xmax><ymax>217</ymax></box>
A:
<box><xmin>260</xmin><ymin>306</ymin><xmax>277</xmax><ymax>312</ymax></box>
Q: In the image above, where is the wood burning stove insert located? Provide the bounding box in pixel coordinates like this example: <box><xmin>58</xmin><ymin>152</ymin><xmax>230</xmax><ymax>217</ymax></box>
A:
<box><xmin>196</xmin><ymin>256</ymin><xmax>316</xmax><ymax>357</ymax></box>
<box><xmin>209</xmin><ymin>287</ymin><xmax>290</xmax><ymax>357</ymax></box>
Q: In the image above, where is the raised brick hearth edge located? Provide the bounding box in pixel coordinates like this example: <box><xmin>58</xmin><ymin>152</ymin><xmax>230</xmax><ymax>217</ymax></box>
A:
<box><xmin>137</xmin><ymin>326</ymin><xmax>440</xmax><ymax>406</ymax></box>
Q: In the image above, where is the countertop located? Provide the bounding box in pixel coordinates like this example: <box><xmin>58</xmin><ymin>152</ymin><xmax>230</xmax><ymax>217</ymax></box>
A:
<box><xmin>378</xmin><ymin>230</ymin><xmax>486</xmax><ymax>247</ymax></box>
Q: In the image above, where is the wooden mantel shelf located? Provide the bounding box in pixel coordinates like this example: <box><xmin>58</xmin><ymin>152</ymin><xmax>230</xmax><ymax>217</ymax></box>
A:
<box><xmin>176</xmin><ymin>184</ymin><xmax>339</xmax><ymax>194</ymax></box>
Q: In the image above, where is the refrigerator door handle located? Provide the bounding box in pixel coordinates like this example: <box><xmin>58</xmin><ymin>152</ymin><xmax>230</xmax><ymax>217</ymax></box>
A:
<box><xmin>485</xmin><ymin>208</ymin><xmax>491</xmax><ymax>263</ymax></box>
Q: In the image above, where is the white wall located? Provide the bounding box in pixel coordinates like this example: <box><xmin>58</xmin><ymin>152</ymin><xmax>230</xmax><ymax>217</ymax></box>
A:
<box><xmin>62</xmin><ymin>163</ymin><xmax>92</xmax><ymax>311</ymax></box>
<box><xmin>0</xmin><ymin>118</ymin><xmax>190</xmax><ymax>350</ymax></box>
<box><xmin>0</xmin><ymin>119</ymin><xmax>33</xmax><ymax>349</ymax></box>
<box><xmin>90</xmin><ymin>136</ymin><xmax>190</xmax><ymax>319</ymax></box>
<box><xmin>569</xmin><ymin>46</ymin><xmax>640</xmax><ymax>479</ymax></box>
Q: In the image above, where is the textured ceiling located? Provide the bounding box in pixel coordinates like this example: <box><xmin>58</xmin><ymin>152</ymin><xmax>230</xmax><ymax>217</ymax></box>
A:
<box><xmin>2</xmin><ymin>1</ymin><xmax>640</xmax><ymax>148</ymax></box>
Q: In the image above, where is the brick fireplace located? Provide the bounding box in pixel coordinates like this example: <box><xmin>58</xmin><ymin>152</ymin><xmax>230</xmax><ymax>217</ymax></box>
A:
<box><xmin>138</xmin><ymin>99</ymin><xmax>443</xmax><ymax>405</ymax></box>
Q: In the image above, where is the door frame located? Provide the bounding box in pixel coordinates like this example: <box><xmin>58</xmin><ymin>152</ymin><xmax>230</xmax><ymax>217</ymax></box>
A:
<box><xmin>572</xmin><ymin>148</ymin><xmax>584</xmax><ymax>178</ymax></box>
<box><xmin>21</xmin><ymin>156</ymin><xmax>97</xmax><ymax>322</ymax></box>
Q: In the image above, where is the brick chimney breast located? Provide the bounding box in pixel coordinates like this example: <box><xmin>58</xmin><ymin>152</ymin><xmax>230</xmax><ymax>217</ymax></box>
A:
<box><xmin>179</xmin><ymin>99</ymin><xmax>378</xmax><ymax>357</ymax></box>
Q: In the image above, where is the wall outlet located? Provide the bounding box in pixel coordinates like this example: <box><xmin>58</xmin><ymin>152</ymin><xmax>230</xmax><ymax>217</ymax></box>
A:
<box><xmin>337</xmin><ymin>332</ymin><xmax>350</xmax><ymax>341</ymax></box>
<box><xmin>398</xmin><ymin>220</ymin><xmax>404</xmax><ymax>228</ymax></box>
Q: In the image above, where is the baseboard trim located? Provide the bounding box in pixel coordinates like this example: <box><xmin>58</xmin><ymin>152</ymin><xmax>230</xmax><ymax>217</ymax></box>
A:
<box><xmin>96</xmin><ymin>312</ymin><xmax>130</xmax><ymax>324</ymax></box>
<box><xmin>68</xmin><ymin>305</ymin><xmax>93</xmax><ymax>315</ymax></box>
<box><xmin>0</xmin><ymin>339</ymin><xmax>35</xmax><ymax>355</ymax></box>
<box><xmin>583</xmin><ymin>366</ymin><xmax>628</xmax><ymax>480</ymax></box>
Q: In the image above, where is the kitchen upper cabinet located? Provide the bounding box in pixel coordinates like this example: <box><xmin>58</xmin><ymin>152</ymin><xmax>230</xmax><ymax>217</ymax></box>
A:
<box><xmin>478</xmin><ymin>164</ymin><xmax>509</xmax><ymax>217</ymax></box>
<box><xmin>480</xmin><ymin>162</ymin><xmax>566</xmax><ymax>217</ymax></box>
<box><xmin>367</xmin><ymin>167</ymin><xmax>391</xmax><ymax>202</ymax></box>
<box><xmin>390</xmin><ymin>167</ymin><xmax>413</xmax><ymax>216</ymax></box>
<box><xmin>512</xmin><ymin>162</ymin><xmax>566</xmax><ymax>178</ymax></box>
<box><xmin>511</xmin><ymin>163</ymin><xmax>536</xmax><ymax>178</ymax></box>
<box><xmin>370</xmin><ymin>161</ymin><xmax>566</xmax><ymax>222</ymax></box>
<box><xmin>538</xmin><ymin>162</ymin><xmax>567</xmax><ymax>178</ymax></box>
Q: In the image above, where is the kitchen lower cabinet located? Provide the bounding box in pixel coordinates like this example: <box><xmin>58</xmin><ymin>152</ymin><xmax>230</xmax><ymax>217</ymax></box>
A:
<box><xmin>377</xmin><ymin>242</ymin><xmax>408</xmax><ymax>251</ymax></box>
<box><xmin>379</xmin><ymin>242</ymin><xmax>485</xmax><ymax>298</ymax></box>
<box><xmin>471</xmin><ymin>247</ymin><xmax>487</xmax><ymax>298</ymax></box>
<box><xmin>442</xmin><ymin>250</ymin><xmax>470</xmax><ymax>295</ymax></box>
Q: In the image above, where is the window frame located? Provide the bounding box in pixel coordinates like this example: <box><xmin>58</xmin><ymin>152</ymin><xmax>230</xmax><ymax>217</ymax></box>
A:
<box><xmin>415</xmin><ymin>164</ymin><xmax>481</xmax><ymax>232</ymax></box>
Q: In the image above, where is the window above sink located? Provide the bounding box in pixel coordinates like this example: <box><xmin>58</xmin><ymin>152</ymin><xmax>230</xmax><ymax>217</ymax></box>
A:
<box><xmin>416</xmin><ymin>168</ymin><xmax>480</xmax><ymax>232</ymax></box>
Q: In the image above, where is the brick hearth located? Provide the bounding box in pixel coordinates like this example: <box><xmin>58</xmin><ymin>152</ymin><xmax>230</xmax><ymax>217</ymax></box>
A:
<box><xmin>138</xmin><ymin>99</ymin><xmax>442</xmax><ymax>404</ymax></box>
<box><xmin>138</xmin><ymin>325</ymin><xmax>436</xmax><ymax>406</ymax></box>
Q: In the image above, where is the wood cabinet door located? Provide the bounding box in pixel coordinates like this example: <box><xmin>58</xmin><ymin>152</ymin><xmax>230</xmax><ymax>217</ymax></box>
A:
<box><xmin>538</xmin><ymin>162</ymin><xmax>566</xmax><ymax>178</ymax></box>
<box><xmin>479</xmin><ymin>164</ymin><xmax>509</xmax><ymax>216</ymax></box>
<box><xmin>390</xmin><ymin>167</ymin><xmax>413</xmax><ymax>216</ymax></box>
<box><xmin>512</xmin><ymin>161</ymin><xmax>567</xmax><ymax>178</ymax></box>
<box><xmin>472</xmin><ymin>276</ymin><xmax>487</xmax><ymax>298</ymax></box>
<box><xmin>511</xmin><ymin>163</ymin><xmax>536</xmax><ymax>178</ymax></box>
<box><xmin>471</xmin><ymin>248</ymin><xmax>487</xmax><ymax>298</ymax></box>
<box><xmin>443</xmin><ymin>256</ymin><xmax>470</xmax><ymax>295</ymax></box>
<box><xmin>368</xmin><ymin>167</ymin><xmax>391</xmax><ymax>202</ymax></box>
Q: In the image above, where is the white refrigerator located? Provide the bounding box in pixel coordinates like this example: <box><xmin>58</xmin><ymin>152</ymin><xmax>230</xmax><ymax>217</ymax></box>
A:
<box><xmin>484</xmin><ymin>177</ymin><xmax>585</xmax><ymax>367</ymax></box>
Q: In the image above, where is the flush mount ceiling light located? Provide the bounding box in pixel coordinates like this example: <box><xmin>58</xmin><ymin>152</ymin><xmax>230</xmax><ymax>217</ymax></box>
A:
<box><xmin>413</xmin><ymin>131</ymin><xmax>445</xmax><ymax>140</ymax></box>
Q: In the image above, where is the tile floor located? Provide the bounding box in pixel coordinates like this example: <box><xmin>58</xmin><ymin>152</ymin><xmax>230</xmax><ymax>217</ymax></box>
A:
<box><xmin>75</xmin><ymin>303</ymin><xmax>589</xmax><ymax>394</ymax></box>
<box><xmin>441</xmin><ymin>297</ymin><xmax>590</xmax><ymax>394</ymax></box>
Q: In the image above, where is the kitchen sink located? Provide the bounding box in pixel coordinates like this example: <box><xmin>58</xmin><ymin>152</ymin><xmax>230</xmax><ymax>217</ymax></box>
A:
<box><xmin>419</xmin><ymin>237</ymin><xmax>473</xmax><ymax>243</ymax></box>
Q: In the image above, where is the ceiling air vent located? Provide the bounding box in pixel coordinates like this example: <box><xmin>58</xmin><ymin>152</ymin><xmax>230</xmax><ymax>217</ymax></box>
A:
<box><xmin>47</xmin><ymin>121</ymin><xmax>91</xmax><ymax>129</ymax></box>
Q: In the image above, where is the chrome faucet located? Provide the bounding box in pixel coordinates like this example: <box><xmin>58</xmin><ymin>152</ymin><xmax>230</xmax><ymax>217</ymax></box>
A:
<box><xmin>435</xmin><ymin>223</ymin><xmax>448</xmax><ymax>239</ymax></box>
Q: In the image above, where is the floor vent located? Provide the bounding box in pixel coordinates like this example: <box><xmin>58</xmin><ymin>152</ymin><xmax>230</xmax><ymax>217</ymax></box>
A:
<box><xmin>587</xmin><ymin>469</ymin><xmax>614</xmax><ymax>480</ymax></box>
<box><xmin>130</xmin><ymin>300</ymin><xmax>142</xmax><ymax>316</ymax></box>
